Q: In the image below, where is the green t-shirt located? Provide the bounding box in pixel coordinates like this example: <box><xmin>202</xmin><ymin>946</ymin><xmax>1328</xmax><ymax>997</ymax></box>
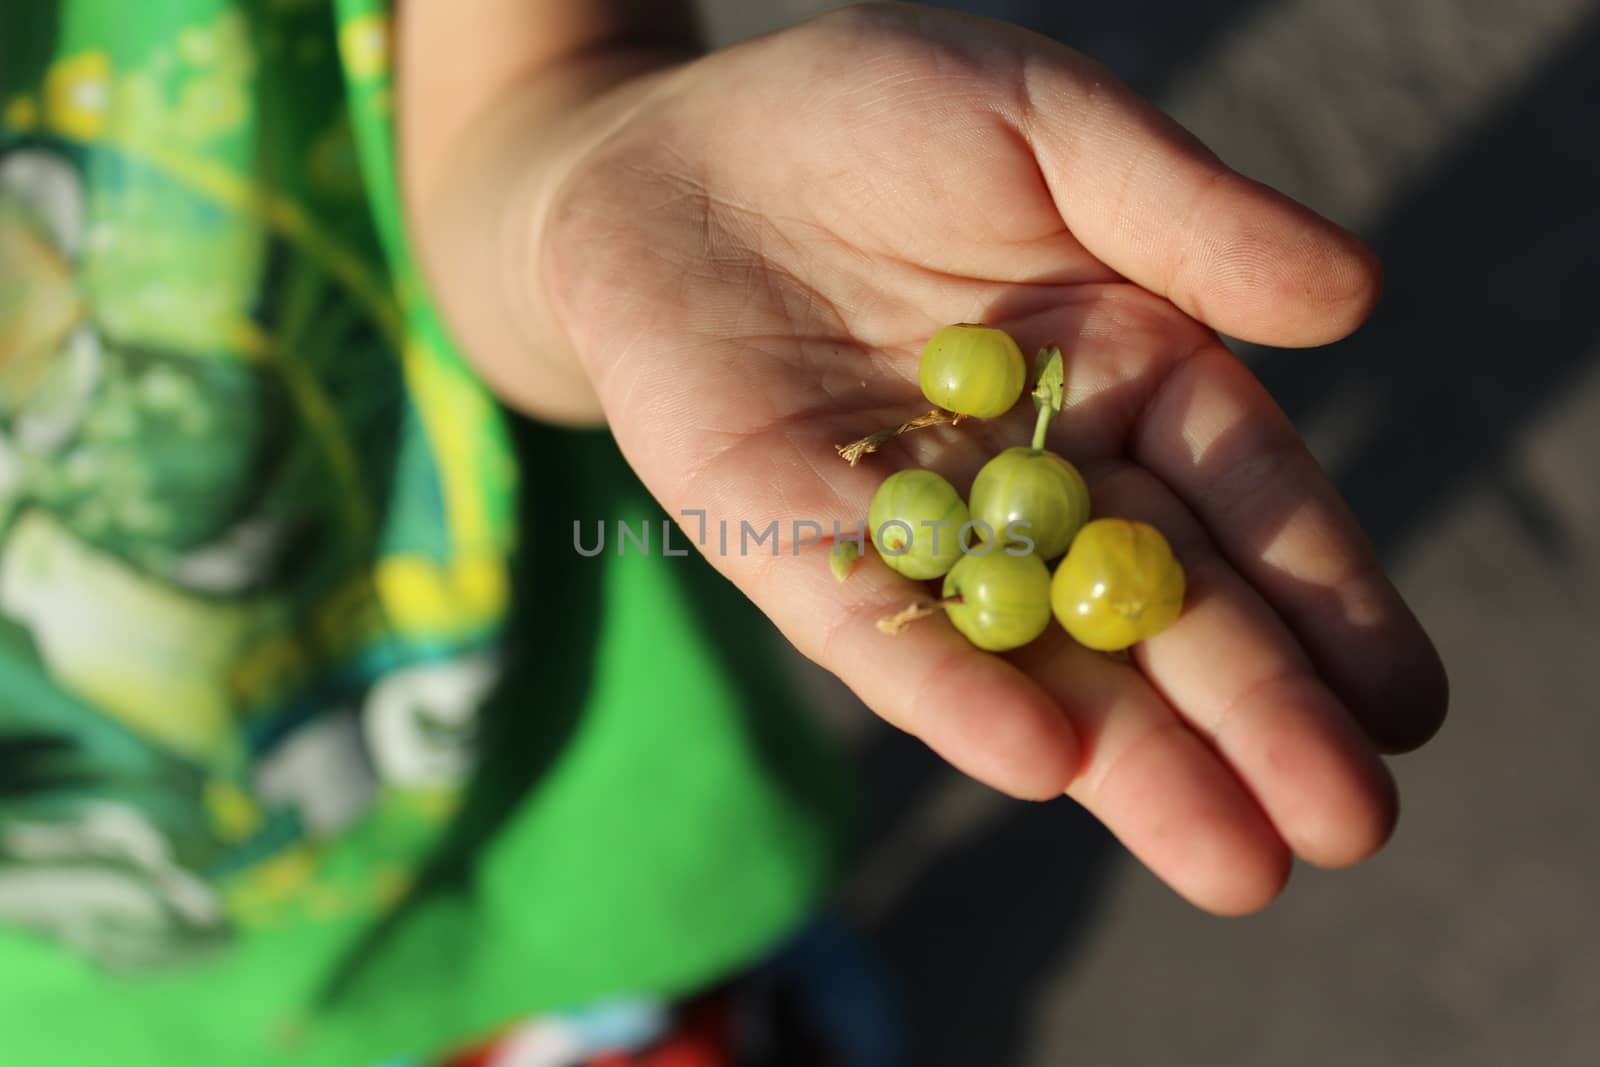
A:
<box><xmin>0</xmin><ymin>2</ymin><xmax>850</xmax><ymax>1063</ymax></box>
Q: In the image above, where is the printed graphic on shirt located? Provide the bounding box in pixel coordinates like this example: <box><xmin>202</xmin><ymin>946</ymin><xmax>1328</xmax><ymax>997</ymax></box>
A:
<box><xmin>0</xmin><ymin>1</ymin><xmax>516</xmax><ymax>969</ymax></box>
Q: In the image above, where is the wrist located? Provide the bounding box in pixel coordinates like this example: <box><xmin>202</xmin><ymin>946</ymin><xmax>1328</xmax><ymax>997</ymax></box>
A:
<box><xmin>403</xmin><ymin>43</ymin><xmax>694</xmax><ymax>425</ymax></box>
<box><xmin>505</xmin><ymin>50</ymin><xmax>695</xmax><ymax>420</ymax></box>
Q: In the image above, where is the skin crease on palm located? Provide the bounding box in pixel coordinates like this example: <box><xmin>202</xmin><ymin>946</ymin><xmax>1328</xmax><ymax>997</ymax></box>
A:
<box><xmin>408</xmin><ymin>4</ymin><xmax>1449</xmax><ymax>916</ymax></box>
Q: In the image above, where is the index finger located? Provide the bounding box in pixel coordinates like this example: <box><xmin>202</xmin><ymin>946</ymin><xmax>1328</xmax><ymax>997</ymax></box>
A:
<box><xmin>1131</xmin><ymin>338</ymin><xmax>1449</xmax><ymax>751</ymax></box>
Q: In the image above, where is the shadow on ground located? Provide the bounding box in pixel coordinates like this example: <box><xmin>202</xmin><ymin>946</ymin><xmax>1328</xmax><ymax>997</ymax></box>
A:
<box><xmin>1250</xmin><ymin>8</ymin><xmax>1600</xmax><ymax>564</ymax></box>
<box><xmin>856</xmin><ymin>742</ymin><xmax>1117</xmax><ymax>1066</ymax></box>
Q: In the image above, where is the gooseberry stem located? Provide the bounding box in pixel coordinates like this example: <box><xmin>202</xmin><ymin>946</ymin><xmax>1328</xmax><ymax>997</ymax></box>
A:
<box><xmin>836</xmin><ymin>408</ymin><xmax>962</xmax><ymax>466</ymax></box>
<box><xmin>1029</xmin><ymin>403</ymin><xmax>1052</xmax><ymax>454</ymax></box>
<box><xmin>1029</xmin><ymin>344</ymin><xmax>1066</xmax><ymax>455</ymax></box>
<box><xmin>876</xmin><ymin>595</ymin><xmax>963</xmax><ymax>635</ymax></box>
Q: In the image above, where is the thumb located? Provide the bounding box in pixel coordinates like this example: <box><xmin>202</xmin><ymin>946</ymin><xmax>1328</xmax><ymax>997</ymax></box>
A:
<box><xmin>1014</xmin><ymin>51</ymin><xmax>1380</xmax><ymax>347</ymax></box>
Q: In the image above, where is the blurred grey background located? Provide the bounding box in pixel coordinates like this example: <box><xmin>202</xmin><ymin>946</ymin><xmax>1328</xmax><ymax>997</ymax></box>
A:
<box><xmin>700</xmin><ymin>1</ymin><xmax>1600</xmax><ymax>1064</ymax></box>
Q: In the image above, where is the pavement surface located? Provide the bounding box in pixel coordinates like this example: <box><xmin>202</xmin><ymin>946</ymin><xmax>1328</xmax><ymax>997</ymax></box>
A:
<box><xmin>700</xmin><ymin>2</ymin><xmax>1600</xmax><ymax>1064</ymax></box>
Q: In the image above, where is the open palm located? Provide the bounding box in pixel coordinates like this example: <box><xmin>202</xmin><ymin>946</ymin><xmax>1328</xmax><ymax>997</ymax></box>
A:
<box><xmin>541</xmin><ymin>5</ymin><xmax>1446</xmax><ymax>914</ymax></box>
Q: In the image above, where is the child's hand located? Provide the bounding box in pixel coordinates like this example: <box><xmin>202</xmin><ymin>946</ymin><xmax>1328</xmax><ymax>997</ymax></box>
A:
<box><xmin>421</xmin><ymin>4</ymin><xmax>1448</xmax><ymax>915</ymax></box>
